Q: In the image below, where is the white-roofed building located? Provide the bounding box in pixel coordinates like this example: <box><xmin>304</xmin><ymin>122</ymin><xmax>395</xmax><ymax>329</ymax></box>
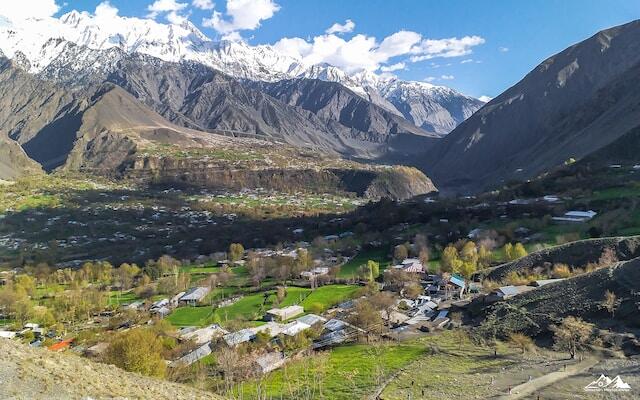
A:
<box><xmin>296</xmin><ymin>314</ymin><xmax>326</xmax><ymax>326</ymax></box>
<box><xmin>264</xmin><ymin>305</ymin><xmax>304</xmax><ymax>322</ymax></box>
<box><xmin>180</xmin><ymin>324</ymin><xmax>228</xmax><ymax>345</ymax></box>
<box><xmin>281</xmin><ymin>321</ymin><xmax>311</xmax><ymax>336</ymax></box>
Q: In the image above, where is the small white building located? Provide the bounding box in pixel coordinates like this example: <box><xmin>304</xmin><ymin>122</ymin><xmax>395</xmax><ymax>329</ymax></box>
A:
<box><xmin>280</xmin><ymin>321</ymin><xmax>311</xmax><ymax>336</ymax></box>
<box><xmin>265</xmin><ymin>305</ymin><xmax>304</xmax><ymax>322</ymax></box>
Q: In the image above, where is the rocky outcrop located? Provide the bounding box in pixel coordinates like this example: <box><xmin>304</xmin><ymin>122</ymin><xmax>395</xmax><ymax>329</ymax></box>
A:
<box><xmin>125</xmin><ymin>156</ymin><xmax>436</xmax><ymax>200</ymax></box>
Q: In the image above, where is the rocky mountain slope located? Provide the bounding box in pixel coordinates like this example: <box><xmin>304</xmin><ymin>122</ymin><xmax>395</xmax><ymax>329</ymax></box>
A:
<box><xmin>423</xmin><ymin>19</ymin><xmax>640</xmax><ymax>193</ymax></box>
<box><xmin>0</xmin><ymin>132</ymin><xmax>43</xmax><ymax>180</ymax></box>
<box><xmin>481</xmin><ymin>256</ymin><xmax>640</xmax><ymax>339</ymax></box>
<box><xmin>0</xmin><ymin>338</ymin><xmax>222</xmax><ymax>400</ymax></box>
<box><xmin>0</xmin><ymin>58</ymin><xmax>436</xmax><ymax>199</ymax></box>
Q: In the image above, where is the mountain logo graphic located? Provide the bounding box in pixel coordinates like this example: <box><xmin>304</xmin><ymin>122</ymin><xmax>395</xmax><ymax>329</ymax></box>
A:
<box><xmin>584</xmin><ymin>374</ymin><xmax>631</xmax><ymax>392</ymax></box>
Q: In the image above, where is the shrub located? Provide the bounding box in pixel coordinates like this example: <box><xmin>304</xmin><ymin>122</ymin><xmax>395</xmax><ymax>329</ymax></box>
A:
<box><xmin>551</xmin><ymin>264</ymin><xmax>571</xmax><ymax>278</ymax></box>
<box><xmin>504</xmin><ymin>272</ymin><xmax>529</xmax><ymax>286</ymax></box>
<box><xmin>509</xmin><ymin>333</ymin><xmax>535</xmax><ymax>354</ymax></box>
<box><xmin>104</xmin><ymin>328</ymin><xmax>167</xmax><ymax>378</ymax></box>
<box><xmin>306</xmin><ymin>302</ymin><xmax>324</xmax><ymax>314</ymax></box>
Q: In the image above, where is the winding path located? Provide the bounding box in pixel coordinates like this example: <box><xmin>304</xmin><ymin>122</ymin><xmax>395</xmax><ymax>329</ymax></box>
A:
<box><xmin>494</xmin><ymin>356</ymin><xmax>599</xmax><ymax>399</ymax></box>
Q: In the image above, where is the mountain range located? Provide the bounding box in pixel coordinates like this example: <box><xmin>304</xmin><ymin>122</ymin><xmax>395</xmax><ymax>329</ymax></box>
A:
<box><xmin>423</xmin><ymin>19</ymin><xmax>640</xmax><ymax>193</ymax></box>
<box><xmin>1</xmin><ymin>9</ymin><xmax>640</xmax><ymax>198</ymax></box>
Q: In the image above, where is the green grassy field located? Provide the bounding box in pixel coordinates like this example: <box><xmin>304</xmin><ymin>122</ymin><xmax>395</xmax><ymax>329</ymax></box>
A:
<box><xmin>301</xmin><ymin>284</ymin><xmax>361</xmax><ymax>312</ymax></box>
<box><xmin>591</xmin><ymin>184</ymin><xmax>640</xmax><ymax>201</ymax></box>
<box><xmin>241</xmin><ymin>339</ymin><xmax>426</xmax><ymax>399</ymax></box>
<box><xmin>212</xmin><ymin>287</ymin><xmax>310</xmax><ymax>324</ymax></box>
<box><xmin>210</xmin><ymin>284</ymin><xmax>360</xmax><ymax>325</ymax></box>
<box><xmin>108</xmin><ymin>291</ymin><xmax>140</xmax><ymax>306</ymax></box>
<box><xmin>239</xmin><ymin>330</ymin><xmax>517</xmax><ymax>400</ymax></box>
<box><xmin>338</xmin><ymin>248</ymin><xmax>391</xmax><ymax>278</ymax></box>
<box><xmin>166</xmin><ymin>306</ymin><xmax>215</xmax><ymax>327</ymax></box>
<box><xmin>180</xmin><ymin>265</ymin><xmax>220</xmax><ymax>274</ymax></box>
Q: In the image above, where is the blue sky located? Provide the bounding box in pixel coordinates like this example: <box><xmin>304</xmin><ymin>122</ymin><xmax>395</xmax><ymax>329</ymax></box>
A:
<box><xmin>54</xmin><ymin>0</ymin><xmax>640</xmax><ymax>98</ymax></box>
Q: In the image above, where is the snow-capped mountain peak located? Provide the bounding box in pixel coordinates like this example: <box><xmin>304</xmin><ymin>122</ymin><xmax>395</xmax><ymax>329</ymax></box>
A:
<box><xmin>0</xmin><ymin>9</ymin><xmax>484</xmax><ymax>135</ymax></box>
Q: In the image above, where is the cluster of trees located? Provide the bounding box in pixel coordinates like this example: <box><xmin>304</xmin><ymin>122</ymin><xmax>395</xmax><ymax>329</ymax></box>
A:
<box><xmin>440</xmin><ymin>241</ymin><xmax>492</xmax><ymax>279</ymax></box>
<box><xmin>503</xmin><ymin>243</ymin><xmax>528</xmax><ymax>261</ymax></box>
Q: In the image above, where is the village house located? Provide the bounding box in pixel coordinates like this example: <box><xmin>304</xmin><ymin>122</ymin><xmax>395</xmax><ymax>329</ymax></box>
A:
<box><xmin>223</xmin><ymin>329</ymin><xmax>255</xmax><ymax>347</ymax></box>
<box><xmin>264</xmin><ymin>305</ymin><xmax>304</xmax><ymax>322</ymax></box>
<box><xmin>296</xmin><ymin>314</ymin><xmax>326</xmax><ymax>326</ymax></box>
<box><xmin>48</xmin><ymin>339</ymin><xmax>73</xmax><ymax>352</ymax></box>
<box><xmin>0</xmin><ymin>330</ymin><xmax>16</xmax><ymax>339</ymax></box>
<box><xmin>532</xmin><ymin>278</ymin><xmax>566</xmax><ymax>287</ymax></box>
<box><xmin>180</xmin><ymin>324</ymin><xmax>228</xmax><ymax>345</ymax></box>
<box><xmin>552</xmin><ymin>210</ymin><xmax>597</xmax><ymax>223</ymax></box>
<box><xmin>300</xmin><ymin>267</ymin><xmax>329</xmax><ymax>279</ymax></box>
<box><xmin>392</xmin><ymin>258</ymin><xmax>424</xmax><ymax>273</ymax></box>
<box><xmin>280</xmin><ymin>321</ymin><xmax>311</xmax><ymax>336</ymax></box>
<box><xmin>171</xmin><ymin>291</ymin><xmax>186</xmax><ymax>307</ymax></box>
<box><xmin>170</xmin><ymin>342</ymin><xmax>212</xmax><ymax>367</ymax></box>
<box><xmin>179</xmin><ymin>287</ymin><xmax>211</xmax><ymax>306</ymax></box>
<box><xmin>255</xmin><ymin>352</ymin><xmax>286</xmax><ymax>374</ymax></box>
<box><xmin>487</xmin><ymin>285</ymin><xmax>535</xmax><ymax>302</ymax></box>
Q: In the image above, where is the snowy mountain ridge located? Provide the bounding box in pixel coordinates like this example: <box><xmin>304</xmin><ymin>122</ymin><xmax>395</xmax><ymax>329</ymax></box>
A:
<box><xmin>0</xmin><ymin>9</ymin><xmax>484</xmax><ymax>135</ymax></box>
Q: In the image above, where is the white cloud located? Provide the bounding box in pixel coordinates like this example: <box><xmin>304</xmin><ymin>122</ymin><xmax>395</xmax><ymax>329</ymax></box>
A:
<box><xmin>166</xmin><ymin>10</ymin><xmax>189</xmax><ymax>24</ymax></box>
<box><xmin>274</xmin><ymin>31</ymin><xmax>484</xmax><ymax>74</ymax></box>
<box><xmin>380</xmin><ymin>62</ymin><xmax>406</xmax><ymax>72</ymax></box>
<box><xmin>498</xmin><ymin>46</ymin><xmax>509</xmax><ymax>52</ymax></box>
<box><xmin>478</xmin><ymin>95</ymin><xmax>492</xmax><ymax>102</ymax></box>
<box><xmin>148</xmin><ymin>0</ymin><xmax>188</xmax><ymax>15</ymax></box>
<box><xmin>409</xmin><ymin>35</ymin><xmax>485</xmax><ymax>62</ymax></box>
<box><xmin>325</xmin><ymin>19</ymin><xmax>355</xmax><ymax>35</ymax></box>
<box><xmin>424</xmin><ymin>76</ymin><xmax>437</xmax><ymax>82</ymax></box>
<box><xmin>192</xmin><ymin>0</ymin><xmax>214</xmax><ymax>9</ymax></box>
<box><xmin>0</xmin><ymin>0</ymin><xmax>60</xmax><ymax>20</ymax></box>
<box><xmin>440</xmin><ymin>74</ymin><xmax>454</xmax><ymax>80</ymax></box>
<box><xmin>460</xmin><ymin>58</ymin><xmax>474</xmax><ymax>64</ymax></box>
<box><xmin>147</xmin><ymin>0</ymin><xmax>189</xmax><ymax>24</ymax></box>
<box><xmin>94</xmin><ymin>1</ymin><xmax>119</xmax><ymax>19</ymax></box>
<box><xmin>203</xmin><ymin>0</ymin><xmax>280</xmax><ymax>38</ymax></box>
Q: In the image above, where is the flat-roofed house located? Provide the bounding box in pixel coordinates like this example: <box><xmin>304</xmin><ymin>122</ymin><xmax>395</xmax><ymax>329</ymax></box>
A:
<box><xmin>179</xmin><ymin>287</ymin><xmax>211</xmax><ymax>306</ymax></box>
<box><xmin>170</xmin><ymin>342</ymin><xmax>212</xmax><ymax>367</ymax></box>
<box><xmin>264</xmin><ymin>305</ymin><xmax>304</xmax><ymax>322</ymax></box>
<box><xmin>180</xmin><ymin>324</ymin><xmax>228</xmax><ymax>345</ymax></box>
<box><xmin>552</xmin><ymin>210</ymin><xmax>597</xmax><ymax>223</ymax></box>
<box><xmin>280</xmin><ymin>321</ymin><xmax>311</xmax><ymax>336</ymax></box>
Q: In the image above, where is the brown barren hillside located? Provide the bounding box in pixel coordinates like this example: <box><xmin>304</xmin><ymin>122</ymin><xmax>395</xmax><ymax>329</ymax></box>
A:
<box><xmin>0</xmin><ymin>339</ymin><xmax>223</xmax><ymax>400</ymax></box>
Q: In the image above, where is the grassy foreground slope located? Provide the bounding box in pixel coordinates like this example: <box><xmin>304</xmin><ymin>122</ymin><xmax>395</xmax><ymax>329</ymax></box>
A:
<box><xmin>0</xmin><ymin>338</ymin><xmax>223</xmax><ymax>400</ymax></box>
